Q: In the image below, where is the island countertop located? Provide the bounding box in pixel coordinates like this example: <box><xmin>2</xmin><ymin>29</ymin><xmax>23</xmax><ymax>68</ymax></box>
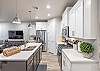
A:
<box><xmin>0</xmin><ymin>42</ymin><xmax>42</xmax><ymax>61</ymax></box>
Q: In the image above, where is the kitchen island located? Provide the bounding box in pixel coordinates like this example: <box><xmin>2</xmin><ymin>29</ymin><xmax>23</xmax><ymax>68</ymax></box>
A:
<box><xmin>0</xmin><ymin>42</ymin><xmax>42</xmax><ymax>71</ymax></box>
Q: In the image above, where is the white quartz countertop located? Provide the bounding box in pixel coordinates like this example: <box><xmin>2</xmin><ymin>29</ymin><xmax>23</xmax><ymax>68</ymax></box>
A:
<box><xmin>62</xmin><ymin>49</ymin><xmax>99</xmax><ymax>63</ymax></box>
<box><xmin>57</xmin><ymin>41</ymin><xmax>65</xmax><ymax>45</ymax></box>
<box><xmin>0</xmin><ymin>42</ymin><xmax>42</xmax><ymax>61</ymax></box>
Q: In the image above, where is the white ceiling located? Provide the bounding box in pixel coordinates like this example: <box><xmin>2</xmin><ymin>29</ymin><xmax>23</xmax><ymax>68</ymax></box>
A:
<box><xmin>0</xmin><ymin>0</ymin><xmax>77</xmax><ymax>22</ymax></box>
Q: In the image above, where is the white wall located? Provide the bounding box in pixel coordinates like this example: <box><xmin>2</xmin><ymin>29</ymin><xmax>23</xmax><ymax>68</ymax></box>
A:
<box><xmin>55</xmin><ymin>18</ymin><xmax>62</xmax><ymax>40</ymax></box>
<box><xmin>47</xmin><ymin>17</ymin><xmax>61</xmax><ymax>55</ymax></box>
<box><xmin>97</xmin><ymin>0</ymin><xmax>100</xmax><ymax>42</ymax></box>
<box><xmin>0</xmin><ymin>22</ymin><xmax>18</xmax><ymax>40</ymax></box>
<box><xmin>17</xmin><ymin>22</ymin><xmax>36</xmax><ymax>40</ymax></box>
<box><xmin>97</xmin><ymin>0</ymin><xmax>100</xmax><ymax>60</ymax></box>
<box><xmin>0</xmin><ymin>22</ymin><xmax>36</xmax><ymax>41</ymax></box>
<box><xmin>36</xmin><ymin>22</ymin><xmax>47</xmax><ymax>30</ymax></box>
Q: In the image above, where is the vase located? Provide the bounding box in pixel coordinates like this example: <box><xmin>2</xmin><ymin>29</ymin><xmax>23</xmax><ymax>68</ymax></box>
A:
<box><xmin>82</xmin><ymin>53</ymin><xmax>93</xmax><ymax>59</ymax></box>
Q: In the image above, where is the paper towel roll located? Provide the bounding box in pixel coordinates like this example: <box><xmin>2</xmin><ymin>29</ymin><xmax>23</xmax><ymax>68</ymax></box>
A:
<box><xmin>78</xmin><ymin>42</ymin><xmax>81</xmax><ymax>52</ymax></box>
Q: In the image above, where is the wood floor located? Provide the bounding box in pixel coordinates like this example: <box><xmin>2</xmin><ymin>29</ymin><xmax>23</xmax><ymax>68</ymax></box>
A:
<box><xmin>37</xmin><ymin>52</ymin><xmax>60</xmax><ymax>71</ymax></box>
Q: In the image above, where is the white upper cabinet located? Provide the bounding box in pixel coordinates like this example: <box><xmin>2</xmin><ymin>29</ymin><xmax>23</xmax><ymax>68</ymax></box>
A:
<box><xmin>69</xmin><ymin>8</ymin><xmax>76</xmax><ymax>37</ymax></box>
<box><xmin>75</xmin><ymin>0</ymin><xmax>84</xmax><ymax>38</ymax></box>
<box><xmin>69</xmin><ymin>0</ymin><xmax>83</xmax><ymax>37</ymax></box>
<box><xmin>68</xmin><ymin>0</ymin><xmax>97</xmax><ymax>39</ymax></box>
<box><xmin>36</xmin><ymin>22</ymin><xmax>47</xmax><ymax>30</ymax></box>
<box><xmin>84</xmin><ymin>0</ymin><xmax>97</xmax><ymax>39</ymax></box>
<box><xmin>61</xmin><ymin>7</ymin><xmax>71</xmax><ymax>28</ymax></box>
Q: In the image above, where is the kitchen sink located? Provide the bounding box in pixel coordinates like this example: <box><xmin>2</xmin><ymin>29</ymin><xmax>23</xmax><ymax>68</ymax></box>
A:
<box><xmin>22</xmin><ymin>46</ymin><xmax>37</xmax><ymax>51</ymax></box>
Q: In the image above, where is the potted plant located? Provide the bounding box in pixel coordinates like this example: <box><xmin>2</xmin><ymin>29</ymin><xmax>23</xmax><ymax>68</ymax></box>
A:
<box><xmin>80</xmin><ymin>42</ymin><xmax>94</xmax><ymax>58</ymax></box>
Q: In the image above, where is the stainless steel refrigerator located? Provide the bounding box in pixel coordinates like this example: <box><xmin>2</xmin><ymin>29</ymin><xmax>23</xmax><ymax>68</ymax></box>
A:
<box><xmin>36</xmin><ymin>30</ymin><xmax>47</xmax><ymax>52</ymax></box>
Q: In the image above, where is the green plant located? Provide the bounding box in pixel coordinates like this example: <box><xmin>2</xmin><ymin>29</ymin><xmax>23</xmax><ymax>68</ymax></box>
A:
<box><xmin>80</xmin><ymin>42</ymin><xmax>94</xmax><ymax>54</ymax></box>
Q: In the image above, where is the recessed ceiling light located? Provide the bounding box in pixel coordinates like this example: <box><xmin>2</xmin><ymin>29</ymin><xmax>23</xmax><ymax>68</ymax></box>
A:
<box><xmin>35</xmin><ymin>16</ymin><xmax>39</xmax><ymax>19</ymax></box>
<box><xmin>46</xmin><ymin>5</ymin><xmax>51</xmax><ymax>9</ymax></box>
<box><xmin>48</xmin><ymin>13</ymin><xmax>51</xmax><ymax>16</ymax></box>
<box><xmin>87</xmin><ymin>0</ymin><xmax>91</xmax><ymax>5</ymax></box>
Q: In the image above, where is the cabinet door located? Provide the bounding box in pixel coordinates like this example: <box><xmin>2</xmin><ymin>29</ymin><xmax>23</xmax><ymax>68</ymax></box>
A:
<box><xmin>36</xmin><ymin>49</ymin><xmax>40</xmax><ymax>65</ymax></box>
<box><xmin>62</xmin><ymin>53</ymin><xmax>65</xmax><ymax>71</ymax></box>
<box><xmin>27</xmin><ymin>55</ymin><xmax>34</xmax><ymax>71</ymax></box>
<box><xmin>62</xmin><ymin>53</ymin><xmax>70</xmax><ymax>71</ymax></box>
<box><xmin>61</xmin><ymin>16</ymin><xmax>65</xmax><ymax>28</ymax></box>
<box><xmin>69</xmin><ymin>10</ymin><xmax>76</xmax><ymax>37</ymax></box>
<box><xmin>62</xmin><ymin>14</ymin><xmax>68</xmax><ymax>28</ymax></box>
<box><xmin>65</xmin><ymin>14</ymin><xmax>68</xmax><ymax>26</ymax></box>
<box><xmin>39</xmin><ymin>46</ymin><xmax>42</xmax><ymax>61</ymax></box>
<box><xmin>84</xmin><ymin>0</ymin><xmax>97</xmax><ymax>38</ymax></box>
<box><xmin>27</xmin><ymin>61</ymin><xmax>33</xmax><ymax>71</ymax></box>
<box><xmin>33</xmin><ymin>53</ymin><xmax>37</xmax><ymax>71</ymax></box>
<box><xmin>75</xmin><ymin>0</ymin><xmax>84</xmax><ymax>38</ymax></box>
<box><xmin>69</xmin><ymin>0</ymin><xmax>84</xmax><ymax>38</ymax></box>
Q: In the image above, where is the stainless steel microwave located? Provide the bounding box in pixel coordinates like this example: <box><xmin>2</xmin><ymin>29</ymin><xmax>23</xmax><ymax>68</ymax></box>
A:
<box><xmin>62</xmin><ymin>26</ymin><xmax>69</xmax><ymax>37</ymax></box>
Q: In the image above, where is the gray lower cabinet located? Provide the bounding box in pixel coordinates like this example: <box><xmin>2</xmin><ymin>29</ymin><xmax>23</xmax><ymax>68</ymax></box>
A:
<box><xmin>0</xmin><ymin>61</ymin><xmax>26</xmax><ymax>71</ymax></box>
<box><xmin>0</xmin><ymin>45</ymin><xmax>42</xmax><ymax>71</ymax></box>
<box><xmin>33</xmin><ymin>45</ymin><xmax>42</xmax><ymax>71</ymax></box>
<box><xmin>0</xmin><ymin>57</ymin><xmax>33</xmax><ymax>71</ymax></box>
<box><xmin>27</xmin><ymin>54</ymin><xmax>34</xmax><ymax>71</ymax></box>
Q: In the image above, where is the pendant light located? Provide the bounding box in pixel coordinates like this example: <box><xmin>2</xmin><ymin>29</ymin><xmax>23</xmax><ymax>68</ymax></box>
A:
<box><xmin>28</xmin><ymin>11</ymin><xmax>32</xmax><ymax>28</ymax></box>
<box><xmin>12</xmin><ymin>0</ymin><xmax>21</xmax><ymax>24</ymax></box>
